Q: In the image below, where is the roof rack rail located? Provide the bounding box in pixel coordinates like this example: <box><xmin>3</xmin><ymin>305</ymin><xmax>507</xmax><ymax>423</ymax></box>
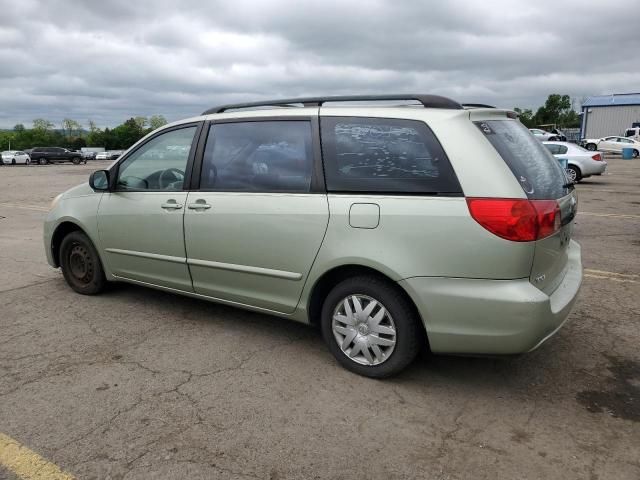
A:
<box><xmin>202</xmin><ymin>94</ymin><xmax>463</xmax><ymax>115</ymax></box>
<box><xmin>461</xmin><ymin>103</ymin><xmax>496</xmax><ymax>109</ymax></box>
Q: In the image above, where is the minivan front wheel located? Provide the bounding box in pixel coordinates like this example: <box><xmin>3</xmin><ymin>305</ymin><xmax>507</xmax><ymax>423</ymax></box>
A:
<box><xmin>321</xmin><ymin>276</ymin><xmax>421</xmax><ymax>378</ymax></box>
<box><xmin>60</xmin><ymin>231</ymin><xmax>106</xmax><ymax>295</ymax></box>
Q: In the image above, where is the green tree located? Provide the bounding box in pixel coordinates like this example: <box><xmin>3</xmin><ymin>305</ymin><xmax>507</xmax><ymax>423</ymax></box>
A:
<box><xmin>513</xmin><ymin>107</ymin><xmax>535</xmax><ymax>128</ymax></box>
<box><xmin>33</xmin><ymin>118</ymin><xmax>55</xmax><ymax>132</ymax></box>
<box><xmin>13</xmin><ymin>123</ymin><xmax>25</xmax><ymax>132</ymax></box>
<box><xmin>134</xmin><ymin>116</ymin><xmax>148</xmax><ymax>130</ymax></box>
<box><xmin>533</xmin><ymin>94</ymin><xmax>579</xmax><ymax>128</ymax></box>
<box><xmin>62</xmin><ymin>118</ymin><xmax>82</xmax><ymax>138</ymax></box>
<box><xmin>149</xmin><ymin>114</ymin><xmax>168</xmax><ymax>131</ymax></box>
<box><xmin>112</xmin><ymin>118</ymin><xmax>146</xmax><ymax>149</ymax></box>
<box><xmin>71</xmin><ymin>137</ymin><xmax>87</xmax><ymax>150</ymax></box>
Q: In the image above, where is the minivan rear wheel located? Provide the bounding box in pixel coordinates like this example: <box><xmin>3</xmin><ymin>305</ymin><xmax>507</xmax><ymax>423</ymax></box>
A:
<box><xmin>38</xmin><ymin>158</ymin><xmax>48</xmax><ymax>165</ymax></box>
<box><xmin>60</xmin><ymin>231</ymin><xmax>106</xmax><ymax>295</ymax></box>
<box><xmin>320</xmin><ymin>276</ymin><xmax>421</xmax><ymax>378</ymax></box>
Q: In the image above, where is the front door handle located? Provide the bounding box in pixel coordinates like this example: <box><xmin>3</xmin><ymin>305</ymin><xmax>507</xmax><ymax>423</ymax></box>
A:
<box><xmin>188</xmin><ymin>201</ymin><xmax>212</xmax><ymax>210</ymax></box>
<box><xmin>161</xmin><ymin>200</ymin><xmax>183</xmax><ymax>210</ymax></box>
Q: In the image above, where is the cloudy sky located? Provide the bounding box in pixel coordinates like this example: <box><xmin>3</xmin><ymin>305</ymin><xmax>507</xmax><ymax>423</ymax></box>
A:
<box><xmin>1</xmin><ymin>0</ymin><xmax>638</xmax><ymax>128</ymax></box>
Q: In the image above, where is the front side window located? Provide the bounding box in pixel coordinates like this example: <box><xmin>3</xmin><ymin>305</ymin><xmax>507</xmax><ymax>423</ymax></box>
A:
<box><xmin>200</xmin><ymin>121</ymin><xmax>313</xmax><ymax>192</ymax></box>
<box><xmin>320</xmin><ymin>117</ymin><xmax>460</xmax><ymax>194</ymax></box>
<box><xmin>116</xmin><ymin>126</ymin><xmax>196</xmax><ymax>191</ymax></box>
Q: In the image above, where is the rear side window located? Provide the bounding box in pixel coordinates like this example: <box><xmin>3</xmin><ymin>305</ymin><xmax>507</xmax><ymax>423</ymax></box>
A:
<box><xmin>544</xmin><ymin>144</ymin><xmax>560</xmax><ymax>155</ymax></box>
<box><xmin>475</xmin><ymin>120</ymin><xmax>569</xmax><ymax>200</ymax></box>
<box><xmin>320</xmin><ymin>117</ymin><xmax>461</xmax><ymax>194</ymax></box>
<box><xmin>201</xmin><ymin>121</ymin><xmax>313</xmax><ymax>192</ymax></box>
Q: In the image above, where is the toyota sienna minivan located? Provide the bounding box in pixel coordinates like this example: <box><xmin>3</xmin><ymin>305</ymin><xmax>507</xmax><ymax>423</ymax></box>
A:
<box><xmin>44</xmin><ymin>95</ymin><xmax>582</xmax><ymax>377</ymax></box>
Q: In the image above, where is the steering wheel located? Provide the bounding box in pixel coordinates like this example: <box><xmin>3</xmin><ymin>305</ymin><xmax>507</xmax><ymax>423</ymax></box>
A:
<box><xmin>158</xmin><ymin>168</ymin><xmax>185</xmax><ymax>189</ymax></box>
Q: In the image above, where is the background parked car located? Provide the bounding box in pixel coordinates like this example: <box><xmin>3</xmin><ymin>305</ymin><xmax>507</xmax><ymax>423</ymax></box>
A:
<box><xmin>1</xmin><ymin>150</ymin><xmax>31</xmax><ymax>165</ymax></box>
<box><xmin>30</xmin><ymin>147</ymin><xmax>86</xmax><ymax>165</ymax></box>
<box><xmin>81</xmin><ymin>151</ymin><xmax>97</xmax><ymax>160</ymax></box>
<box><xmin>581</xmin><ymin>136</ymin><xmax>640</xmax><ymax>157</ymax></box>
<box><xmin>543</xmin><ymin>141</ymin><xmax>607</xmax><ymax>183</ymax></box>
<box><xmin>95</xmin><ymin>151</ymin><xmax>111</xmax><ymax>160</ymax></box>
<box><xmin>529</xmin><ymin>128</ymin><xmax>561</xmax><ymax>141</ymax></box>
<box><xmin>550</xmin><ymin>128</ymin><xmax>567</xmax><ymax>141</ymax></box>
<box><xmin>624</xmin><ymin>127</ymin><xmax>640</xmax><ymax>141</ymax></box>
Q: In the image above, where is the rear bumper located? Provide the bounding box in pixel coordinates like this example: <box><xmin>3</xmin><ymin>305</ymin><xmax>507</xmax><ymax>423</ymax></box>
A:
<box><xmin>582</xmin><ymin>160</ymin><xmax>607</xmax><ymax>176</ymax></box>
<box><xmin>399</xmin><ymin>240</ymin><xmax>583</xmax><ymax>355</ymax></box>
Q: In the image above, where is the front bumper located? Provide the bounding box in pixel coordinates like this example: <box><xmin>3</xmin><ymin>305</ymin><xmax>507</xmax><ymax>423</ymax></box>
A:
<box><xmin>43</xmin><ymin>214</ymin><xmax>56</xmax><ymax>267</ymax></box>
<box><xmin>399</xmin><ymin>240</ymin><xmax>583</xmax><ymax>355</ymax></box>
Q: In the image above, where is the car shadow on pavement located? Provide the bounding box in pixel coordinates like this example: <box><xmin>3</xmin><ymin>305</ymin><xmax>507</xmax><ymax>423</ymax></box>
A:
<box><xmin>105</xmin><ymin>282</ymin><xmax>545</xmax><ymax>391</ymax></box>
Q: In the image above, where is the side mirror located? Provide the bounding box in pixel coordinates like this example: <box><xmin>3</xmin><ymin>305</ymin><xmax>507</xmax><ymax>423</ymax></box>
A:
<box><xmin>89</xmin><ymin>170</ymin><xmax>110</xmax><ymax>191</ymax></box>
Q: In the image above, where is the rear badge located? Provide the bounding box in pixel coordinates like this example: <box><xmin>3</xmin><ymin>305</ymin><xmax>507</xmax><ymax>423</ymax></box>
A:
<box><xmin>534</xmin><ymin>274</ymin><xmax>546</xmax><ymax>283</ymax></box>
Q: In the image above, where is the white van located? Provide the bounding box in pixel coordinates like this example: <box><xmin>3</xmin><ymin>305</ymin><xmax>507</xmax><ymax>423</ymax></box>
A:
<box><xmin>625</xmin><ymin>127</ymin><xmax>640</xmax><ymax>141</ymax></box>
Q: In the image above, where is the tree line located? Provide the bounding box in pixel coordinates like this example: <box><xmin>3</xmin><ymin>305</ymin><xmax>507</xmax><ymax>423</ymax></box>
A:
<box><xmin>0</xmin><ymin>115</ymin><xmax>168</xmax><ymax>151</ymax></box>
<box><xmin>514</xmin><ymin>94</ymin><xmax>581</xmax><ymax>129</ymax></box>
<box><xmin>0</xmin><ymin>94</ymin><xmax>581</xmax><ymax>152</ymax></box>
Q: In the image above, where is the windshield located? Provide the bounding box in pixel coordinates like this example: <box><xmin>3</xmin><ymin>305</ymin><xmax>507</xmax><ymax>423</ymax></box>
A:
<box><xmin>475</xmin><ymin>120</ymin><xmax>570</xmax><ymax>200</ymax></box>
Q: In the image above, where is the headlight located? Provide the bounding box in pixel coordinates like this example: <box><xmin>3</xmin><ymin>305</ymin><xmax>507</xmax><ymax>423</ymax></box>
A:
<box><xmin>49</xmin><ymin>193</ymin><xmax>64</xmax><ymax>211</ymax></box>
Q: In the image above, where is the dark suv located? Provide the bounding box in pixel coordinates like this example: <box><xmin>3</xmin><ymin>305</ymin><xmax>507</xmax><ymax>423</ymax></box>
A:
<box><xmin>31</xmin><ymin>147</ymin><xmax>85</xmax><ymax>165</ymax></box>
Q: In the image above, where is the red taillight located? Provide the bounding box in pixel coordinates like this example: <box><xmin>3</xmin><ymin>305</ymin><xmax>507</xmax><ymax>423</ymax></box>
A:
<box><xmin>466</xmin><ymin>198</ymin><xmax>561</xmax><ymax>242</ymax></box>
<box><xmin>592</xmin><ymin>153</ymin><xmax>602</xmax><ymax>161</ymax></box>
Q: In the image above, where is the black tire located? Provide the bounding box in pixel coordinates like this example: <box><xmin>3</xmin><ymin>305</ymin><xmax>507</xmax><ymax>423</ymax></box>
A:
<box><xmin>548</xmin><ymin>136</ymin><xmax>558</xmax><ymax>141</ymax></box>
<box><xmin>586</xmin><ymin>143</ymin><xmax>597</xmax><ymax>151</ymax></box>
<box><xmin>38</xmin><ymin>157</ymin><xmax>48</xmax><ymax>165</ymax></box>
<box><xmin>567</xmin><ymin>165</ymin><xmax>581</xmax><ymax>183</ymax></box>
<box><xmin>320</xmin><ymin>275</ymin><xmax>422</xmax><ymax>378</ymax></box>
<box><xmin>60</xmin><ymin>231</ymin><xmax>106</xmax><ymax>295</ymax></box>
<box><xmin>72</xmin><ymin>157</ymin><xmax>81</xmax><ymax>165</ymax></box>
<box><xmin>11</xmin><ymin>159</ymin><xmax>16</xmax><ymax>165</ymax></box>
<box><xmin>633</xmin><ymin>149</ymin><xmax>639</xmax><ymax>158</ymax></box>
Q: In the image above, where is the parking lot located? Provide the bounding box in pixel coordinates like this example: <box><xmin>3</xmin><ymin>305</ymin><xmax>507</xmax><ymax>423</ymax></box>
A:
<box><xmin>0</xmin><ymin>158</ymin><xmax>638</xmax><ymax>479</ymax></box>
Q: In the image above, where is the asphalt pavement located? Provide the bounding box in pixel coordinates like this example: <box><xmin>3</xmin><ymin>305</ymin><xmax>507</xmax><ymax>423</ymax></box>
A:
<box><xmin>0</xmin><ymin>158</ymin><xmax>638</xmax><ymax>479</ymax></box>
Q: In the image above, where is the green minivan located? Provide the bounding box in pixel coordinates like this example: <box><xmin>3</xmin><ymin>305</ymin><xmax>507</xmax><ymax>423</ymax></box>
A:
<box><xmin>44</xmin><ymin>95</ymin><xmax>582</xmax><ymax>377</ymax></box>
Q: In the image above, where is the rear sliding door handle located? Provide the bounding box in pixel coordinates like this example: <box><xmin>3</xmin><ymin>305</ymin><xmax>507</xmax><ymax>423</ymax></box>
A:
<box><xmin>188</xmin><ymin>201</ymin><xmax>212</xmax><ymax>210</ymax></box>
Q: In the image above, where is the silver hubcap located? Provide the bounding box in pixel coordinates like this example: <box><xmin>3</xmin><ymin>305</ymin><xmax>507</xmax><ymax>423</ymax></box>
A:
<box><xmin>332</xmin><ymin>294</ymin><xmax>397</xmax><ymax>366</ymax></box>
<box><xmin>565</xmin><ymin>168</ymin><xmax>577</xmax><ymax>182</ymax></box>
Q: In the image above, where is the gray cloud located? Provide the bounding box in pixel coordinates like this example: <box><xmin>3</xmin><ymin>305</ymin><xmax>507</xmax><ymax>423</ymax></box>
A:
<box><xmin>0</xmin><ymin>0</ymin><xmax>638</xmax><ymax>128</ymax></box>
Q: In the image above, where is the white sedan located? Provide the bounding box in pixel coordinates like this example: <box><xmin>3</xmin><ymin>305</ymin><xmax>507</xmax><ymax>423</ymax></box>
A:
<box><xmin>543</xmin><ymin>141</ymin><xmax>607</xmax><ymax>183</ymax></box>
<box><xmin>529</xmin><ymin>128</ymin><xmax>562</xmax><ymax>141</ymax></box>
<box><xmin>582</xmin><ymin>136</ymin><xmax>640</xmax><ymax>157</ymax></box>
<box><xmin>1</xmin><ymin>150</ymin><xmax>31</xmax><ymax>165</ymax></box>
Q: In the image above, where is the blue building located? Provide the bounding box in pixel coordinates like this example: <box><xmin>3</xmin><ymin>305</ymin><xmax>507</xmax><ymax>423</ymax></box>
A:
<box><xmin>581</xmin><ymin>93</ymin><xmax>640</xmax><ymax>139</ymax></box>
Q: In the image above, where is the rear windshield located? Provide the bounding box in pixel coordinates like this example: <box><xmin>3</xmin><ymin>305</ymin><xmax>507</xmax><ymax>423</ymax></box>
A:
<box><xmin>475</xmin><ymin>120</ymin><xmax>569</xmax><ymax>200</ymax></box>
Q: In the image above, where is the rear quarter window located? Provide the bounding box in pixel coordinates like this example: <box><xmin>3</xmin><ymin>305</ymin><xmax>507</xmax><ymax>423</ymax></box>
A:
<box><xmin>475</xmin><ymin>120</ymin><xmax>569</xmax><ymax>200</ymax></box>
<box><xmin>320</xmin><ymin>117</ymin><xmax>461</xmax><ymax>194</ymax></box>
